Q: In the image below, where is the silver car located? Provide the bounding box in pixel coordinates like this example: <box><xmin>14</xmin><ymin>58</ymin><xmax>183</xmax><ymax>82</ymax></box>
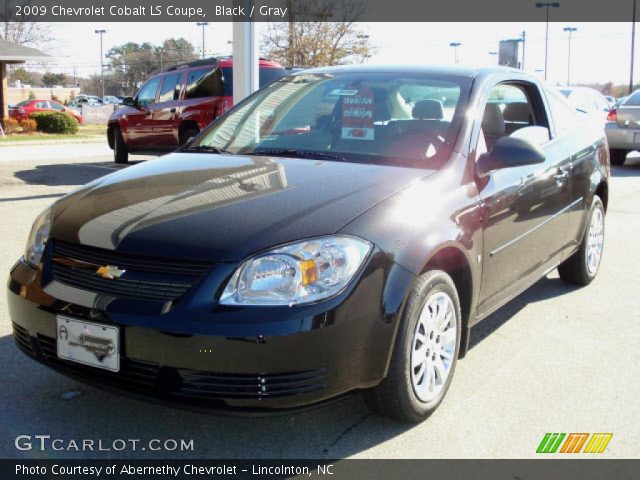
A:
<box><xmin>606</xmin><ymin>90</ymin><xmax>640</xmax><ymax>166</ymax></box>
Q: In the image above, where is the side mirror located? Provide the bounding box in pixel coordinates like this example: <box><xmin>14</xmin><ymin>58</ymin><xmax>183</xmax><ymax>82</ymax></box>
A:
<box><xmin>476</xmin><ymin>136</ymin><xmax>545</xmax><ymax>178</ymax></box>
<box><xmin>122</xmin><ymin>96</ymin><xmax>136</xmax><ymax>107</ymax></box>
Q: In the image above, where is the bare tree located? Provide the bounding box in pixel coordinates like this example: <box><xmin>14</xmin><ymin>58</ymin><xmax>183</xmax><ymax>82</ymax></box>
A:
<box><xmin>261</xmin><ymin>0</ymin><xmax>372</xmax><ymax>67</ymax></box>
<box><xmin>1</xmin><ymin>1</ymin><xmax>52</xmax><ymax>46</ymax></box>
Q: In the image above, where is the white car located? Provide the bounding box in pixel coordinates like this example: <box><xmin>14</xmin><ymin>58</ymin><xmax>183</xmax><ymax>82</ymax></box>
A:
<box><xmin>559</xmin><ymin>87</ymin><xmax>611</xmax><ymax>126</ymax></box>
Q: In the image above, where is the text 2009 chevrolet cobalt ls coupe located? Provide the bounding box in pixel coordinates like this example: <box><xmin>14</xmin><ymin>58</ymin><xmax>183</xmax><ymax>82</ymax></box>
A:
<box><xmin>9</xmin><ymin>66</ymin><xmax>608</xmax><ymax>422</ymax></box>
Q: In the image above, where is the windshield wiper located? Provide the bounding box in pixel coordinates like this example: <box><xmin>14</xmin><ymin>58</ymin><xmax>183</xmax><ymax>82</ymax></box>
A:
<box><xmin>250</xmin><ymin>149</ymin><xmax>347</xmax><ymax>161</ymax></box>
<box><xmin>182</xmin><ymin>145</ymin><xmax>234</xmax><ymax>154</ymax></box>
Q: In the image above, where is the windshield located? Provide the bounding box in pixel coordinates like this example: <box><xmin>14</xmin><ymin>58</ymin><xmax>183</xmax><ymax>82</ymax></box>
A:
<box><xmin>190</xmin><ymin>71</ymin><xmax>470</xmax><ymax>168</ymax></box>
<box><xmin>221</xmin><ymin>66</ymin><xmax>290</xmax><ymax>96</ymax></box>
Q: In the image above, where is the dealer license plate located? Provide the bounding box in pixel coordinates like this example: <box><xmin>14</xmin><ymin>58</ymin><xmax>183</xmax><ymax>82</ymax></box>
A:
<box><xmin>56</xmin><ymin>316</ymin><xmax>120</xmax><ymax>372</ymax></box>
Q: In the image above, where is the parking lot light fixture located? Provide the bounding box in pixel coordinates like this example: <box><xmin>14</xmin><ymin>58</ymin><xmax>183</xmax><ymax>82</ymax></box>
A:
<box><xmin>489</xmin><ymin>51</ymin><xmax>498</xmax><ymax>65</ymax></box>
<box><xmin>563</xmin><ymin>26</ymin><xmax>577</xmax><ymax>85</ymax></box>
<box><xmin>196</xmin><ymin>22</ymin><xmax>209</xmax><ymax>59</ymax></box>
<box><xmin>94</xmin><ymin>29</ymin><xmax>106</xmax><ymax>99</ymax></box>
<box><xmin>449</xmin><ymin>42</ymin><xmax>462</xmax><ymax>64</ymax></box>
<box><xmin>535</xmin><ymin>2</ymin><xmax>560</xmax><ymax>80</ymax></box>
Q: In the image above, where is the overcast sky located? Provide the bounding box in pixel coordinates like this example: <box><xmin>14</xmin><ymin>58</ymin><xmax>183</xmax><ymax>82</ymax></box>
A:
<box><xmin>31</xmin><ymin>22</ymin><xmax>635</xmax><ymax>87</ymax></box>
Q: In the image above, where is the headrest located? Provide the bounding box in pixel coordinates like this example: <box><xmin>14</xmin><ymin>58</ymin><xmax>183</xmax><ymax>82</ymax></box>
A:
<box><xmin>482</xmin><ymin>103</ymin><xmax>505</xmax><ymax>136</ymax></box>
<box><xmin>412</xmin><ymin>99</ymin><xmax>444</xmax><ymax>120</ymax></box>
<box><xmin>503</xmin><ymin>102</ymin><xmax>533</xmax><ymax>123</ymax></box>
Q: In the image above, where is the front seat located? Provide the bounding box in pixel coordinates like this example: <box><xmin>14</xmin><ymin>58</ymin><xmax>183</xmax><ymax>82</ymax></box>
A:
<box><xmin>481</xmin><ymin>103</ymin><xmax>505</xmax><ymax>150</ymax></box>
<box><xmin>503</xmin><ymin>102</ymin><xmax>534</xmax><ymax>134</ymax></box>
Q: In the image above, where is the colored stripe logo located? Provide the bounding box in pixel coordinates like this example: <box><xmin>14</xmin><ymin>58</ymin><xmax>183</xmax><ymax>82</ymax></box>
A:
<box><xmin>537</xmin><ymin>433</ymin><xmax>612</xmax><ymax>454</ymax></box>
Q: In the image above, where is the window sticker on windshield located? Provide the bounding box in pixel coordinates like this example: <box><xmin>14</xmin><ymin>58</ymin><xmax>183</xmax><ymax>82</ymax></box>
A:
<box><xmin>341</xmin><ymin>86</ymin><xmax>375</xmax><ymax>141</ymax></box>
<box><xmin>331</xmin><ymin>89</ymin><xmax>359</xmax><ymax>96</ymax></box>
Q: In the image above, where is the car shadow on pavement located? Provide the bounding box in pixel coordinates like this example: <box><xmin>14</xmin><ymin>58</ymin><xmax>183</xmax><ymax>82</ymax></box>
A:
<box><xmin>13</xmin><ymin>162</ymin><xmax>139</xmax><ymax>187</ymax></box>
<box><xmin>468</xmin><ymin>275</ymin><xmax>581</xmax><ymax>350</ymax></box>
<box><xmin>611</xmin><ymin>154</ymin><xmax>640</xmax><ymax>177</ymax></box>
<box><xmin>0</xmin><ymin>333</ymin><xmax>412</xmax><ymax>460</ymax></box>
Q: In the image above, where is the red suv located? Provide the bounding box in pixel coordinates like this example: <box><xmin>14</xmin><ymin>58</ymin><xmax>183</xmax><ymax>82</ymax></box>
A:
<box><xmin>107</xmin><ymin>57</ymin><xmax>286</xmax><ymax>163</ymax></box>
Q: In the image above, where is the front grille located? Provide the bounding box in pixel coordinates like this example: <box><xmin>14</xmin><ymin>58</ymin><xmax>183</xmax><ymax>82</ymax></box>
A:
<box><xmin>12</xmin><ymin>323</ymin><xmax>32</xmax><ymax>353</ymax></box>
<box><xmin>33</xmin><ymin>333</ymin><xmax>325</xmax><ymax>401</ymax></box>
<box><xmin>174</xmin><ymin>369</ymin><xmax>327</xmax><ymax>400</ymax></box>
<box><xmin>50</xmin><ymin>240</ymin><xmax>211</xmax><ymax>302</ymax></box>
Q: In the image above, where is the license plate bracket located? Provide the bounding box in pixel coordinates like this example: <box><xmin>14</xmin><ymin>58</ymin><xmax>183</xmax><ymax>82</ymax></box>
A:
<box><xmin>56</xmin><ymin>316</ymin><xmax>120</xmax><ymax>372</ymax></box>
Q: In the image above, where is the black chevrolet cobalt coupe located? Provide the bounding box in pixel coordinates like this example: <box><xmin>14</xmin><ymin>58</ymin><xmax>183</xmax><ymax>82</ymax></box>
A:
<box><xmin>9</xmin><ymin>66</ymin><xmax>608</xmax><ymax>422</ymax></box>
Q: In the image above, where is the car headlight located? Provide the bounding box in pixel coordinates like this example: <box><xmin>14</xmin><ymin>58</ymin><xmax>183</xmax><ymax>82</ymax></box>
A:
<box><xmin>24</xmin><ymin>208</ymin><xmax>52</xmax><ymax>267</ymax></box>
<box><xmin>219</xmin><ymin>235</ymin><xmax>372</xmax><ymax>306</ymax></box>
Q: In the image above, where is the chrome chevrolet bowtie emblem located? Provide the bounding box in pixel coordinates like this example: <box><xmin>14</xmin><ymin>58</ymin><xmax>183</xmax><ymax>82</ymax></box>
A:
<box><xmin>96</xmin><ymin>265</ymin><xmax>126</xmax><ymax>279</ymax></box>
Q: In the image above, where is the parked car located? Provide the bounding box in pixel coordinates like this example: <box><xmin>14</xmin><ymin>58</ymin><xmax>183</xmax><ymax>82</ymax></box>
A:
<box><xmin>101</xmin><ymin>95</ymin><xmax>123</xmax><ymax>105</ymax></box>
<box><xmin>9</xmin><ymin>66</ymin><xmax>608</xmax><ymax>422</ymax></box>
<box><xmin>75</xmin><ymin>94</ymin><xmax>103</xmax><ymax>105</ymax></box>
<box><xmin>107</xmin><ymin>56</ymin><xmax>286</xmax><ymax>164</ymax></box>
<box><xmin>8</xmin><ymin>99</ymin><xmax>83</xmax><ymax>124</ymax></box>
<box><xmin>606</xmin><ymin>89</ymin><xmax>640</xmax><ymax>165</ymax></box>
<box><xmin>559</xmin><ymin>87</ymin><xmax>612</xmax><ymax>126</ymax></box>
<box><xmin>604</xmin><ymin>95</ymin><xmax>616</xmax><ymax>109</ymax></box>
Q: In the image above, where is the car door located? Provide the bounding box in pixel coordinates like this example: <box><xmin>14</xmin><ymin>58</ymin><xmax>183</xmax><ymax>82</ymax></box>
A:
<box><xmin>475</xmin><ymin>80</ymin><xmax>572</xmax><ymax>317</ymax></box>
<box><xmin>127</xmin><ymin>75</ymin><xmax>162</xmax><ymax>147</ymax></box>
<box><xmin>544</xmin><ymin>87</ymin><xmax>606</xmax><ymax>254</ymax></box>
<box><xmin>151</xmin><ymin>71</ymin><xmax>184</xmax><ymax>146</ymax></box>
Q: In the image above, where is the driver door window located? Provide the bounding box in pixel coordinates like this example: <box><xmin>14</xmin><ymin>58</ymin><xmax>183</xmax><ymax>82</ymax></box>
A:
<box><xmin>137</xmin><ymin>77</ymin><xmax>161</xmax><ymax>107</ymax></box>
<box><xmin>479</xmin><ymin>83</ymin><xmax>549</xmax><ymax>151</ymax></box>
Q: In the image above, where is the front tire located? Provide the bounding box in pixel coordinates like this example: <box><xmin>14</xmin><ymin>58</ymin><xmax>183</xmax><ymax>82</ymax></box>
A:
<box><xmin>610</xmin><ymin>149</ymin><xmax>627</xmax><ymax>166</ymax></box>
<box><xmin>558</xmin><ymin>195</ymin><xmax>605</xmax><ymax>285</ymax></box>
<box><xmin>364</xmin><ymin>270</ymin><xmax>461</xmax><ymax>423</ymax></box>
<box><xmin>113</xmin><ymin>126</ymin><xmax>129</xmax><ymax>164</ymax></box>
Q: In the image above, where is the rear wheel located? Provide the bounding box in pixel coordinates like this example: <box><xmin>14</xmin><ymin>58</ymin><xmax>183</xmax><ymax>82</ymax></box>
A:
<box><xmin>558</xmin><ymin>195</ymin><xmax>605</xmax><ymax>285</ymax></box>
<box><xmin>364</xmin><ymin>270</ymin><xmax>461</xmax><ymax>423</ymax></box>
<box><xmin>113</xmin><ymin>126</ymin><xmax>129</xmax><ymax>164</ymax></box>
<box><xmin>610</xmin><ymin>149</ymin><xmax>627</xmax><ymax>166</ymax></box>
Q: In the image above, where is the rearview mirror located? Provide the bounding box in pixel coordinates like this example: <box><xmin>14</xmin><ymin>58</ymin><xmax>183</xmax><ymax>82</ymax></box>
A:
<box><xmin>122</xmin><ymin>96</ymin><xmax>136</xmax><ymax>107</ymax></box>
<box><xmin>476</xmin><ymin>136</ymin><xmax>545</xmax><ymax>178</ymax></box>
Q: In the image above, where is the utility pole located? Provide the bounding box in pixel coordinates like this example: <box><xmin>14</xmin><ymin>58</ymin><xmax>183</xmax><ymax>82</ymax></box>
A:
<box><xmin>563</xmin><ymin>27</ymin><xmax>577</xmax><ymax>86</ymax></box>
<box><xmin>94</xmin><ymin>29</ymin><xmax>106</xmax><ymax>98</ymax></box>
<box><xmin>632</xmin><ymin>0</ymin><xmax>637</xmax><ymax>94</ymax></box>
<box><xmin>196</xmin><ymin>22</ymin><xmax>208</xmax><ymax>59</ymax></box>
<box><xmin>535</xmin><ymin>2</ymin><xmax>560</xmax><ymax>81</ymax></box>
<box><xmin>521</xmin><ymin>30</ymin><xmax>527</xmax><ymax>70</ymax></box>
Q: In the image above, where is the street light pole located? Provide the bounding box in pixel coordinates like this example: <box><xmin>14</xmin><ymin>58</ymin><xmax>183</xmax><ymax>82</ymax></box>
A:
<box><xmin>449</xmin><ymin>42</ymin><xmax>461</xmax><ymax>64</ymax></box>
<box><xmin>631</xmin><ymin>0</ymin><xmax>637</xmax><ymax>94</ymax></box>
<box><xmin>563</xmin><ymin>26</ymin><xmax>577</xmax><ymax>86</ymax></box>
<box><xmin>535</xmin><ymin>2</ymin><xmax>560</xmax><ymax>81</ymax></box>
<box><xmin>94</xmin><ymin>29</ymin><xmax>106</xmax><ymax>98</ymax></box>
<box><xmin>196</xmin><ymin>22</ymin><xmax>209</xmax><ymax>59</ymax></box>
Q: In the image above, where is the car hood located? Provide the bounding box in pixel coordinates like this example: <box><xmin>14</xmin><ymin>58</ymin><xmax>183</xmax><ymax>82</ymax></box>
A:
<box><xmin>51</xmin><ymin>153</ymin><xmax>433</xmax><ymax>262</ymax></box>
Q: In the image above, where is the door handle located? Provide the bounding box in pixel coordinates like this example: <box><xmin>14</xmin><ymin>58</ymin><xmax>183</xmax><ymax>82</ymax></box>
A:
<box><xmin>554</xmin><ymin>169</ymin><xmax>569</xmax><ymax>184</ymax></box>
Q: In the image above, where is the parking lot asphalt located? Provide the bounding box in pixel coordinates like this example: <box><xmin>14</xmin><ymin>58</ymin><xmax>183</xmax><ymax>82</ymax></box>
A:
<box><xmin>0</xmin><ymin>142</ymin><xmax>639</xmax><ymax>459</ymax></box>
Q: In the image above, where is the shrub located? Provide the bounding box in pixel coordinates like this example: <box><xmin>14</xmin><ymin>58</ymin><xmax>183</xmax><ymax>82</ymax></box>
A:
<box><xmin>30</xmin><ymin>111</ymin><xmax>79</xmax><ymax>134</ymax></box>
<box><xmin>28</xmin><ymin>91</ymin><xmax>36</xmax><ymax>100</ymax></box>
<box><xmin>2</xmin><ymin>117</ymin><xmax>21</xmax><ymax>134</ymax></box>
<box><xmin>19</xmin><ymin>118</ymin><xmax>38</xmax><ymax>133</ymax></box>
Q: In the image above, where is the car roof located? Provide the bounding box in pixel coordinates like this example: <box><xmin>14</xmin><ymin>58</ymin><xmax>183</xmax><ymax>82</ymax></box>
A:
<box><xmin>293</xmin><ymin>64</ymin><xmax>526</xmax><ymax>79</ymax></box>
<box><xmin>166</xmin><ymin>56</ymin><xmax>283</xmax><ymax>72</ymax></box>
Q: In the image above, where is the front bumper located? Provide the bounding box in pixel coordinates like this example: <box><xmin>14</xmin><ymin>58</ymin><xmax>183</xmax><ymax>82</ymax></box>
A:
<box><xmin>8</xmin><ymin>251</ymin><xmax>414</xmax><ymax>414</ymax></box>
<box><xmin>605</xmin><ymin>122</ymin><xmax>640</xmax><ymax>150</ymax></box>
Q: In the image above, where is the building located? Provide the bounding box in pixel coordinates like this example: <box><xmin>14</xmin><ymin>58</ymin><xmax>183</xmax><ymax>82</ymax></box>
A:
<box><xmin>0</xmin><ymin>39</ymin><xmax>50</xmax><ymax>122</ymax></box>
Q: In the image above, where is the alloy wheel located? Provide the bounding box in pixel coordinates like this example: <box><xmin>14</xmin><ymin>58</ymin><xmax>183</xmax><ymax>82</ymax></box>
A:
<box><xmin>410</xmin><ymin>291</ymin><xmax>457</xmax><ymax>403</ymax></box>
<box><xmin>586</xmin><ymin>204</ymin><xmax>604</xmax><ymax>276</ymax></box>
